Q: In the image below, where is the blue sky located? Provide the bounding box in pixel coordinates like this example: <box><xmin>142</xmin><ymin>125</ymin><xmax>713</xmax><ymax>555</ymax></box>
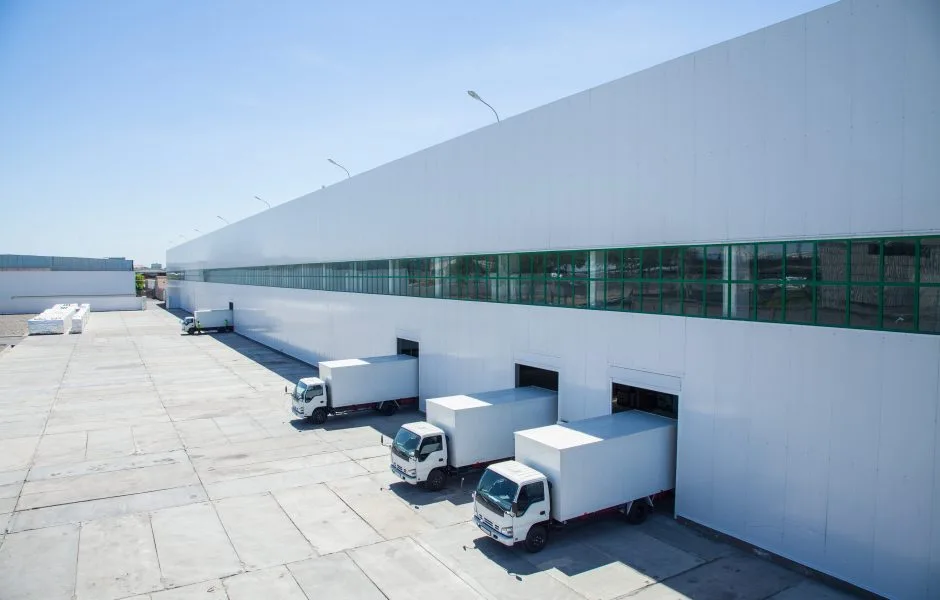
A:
<box><xmin>0</xmin><ymin>0</ymin><xmax>833</xmax><ymax>266</ymax></box>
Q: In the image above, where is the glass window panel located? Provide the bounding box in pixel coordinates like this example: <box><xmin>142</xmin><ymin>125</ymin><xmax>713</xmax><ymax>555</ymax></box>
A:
<box><xmin>662</xmin><ymin>283</ymin><xmax>682</xmax><ymax>314</ymax></box>
<box><xmin>705</xmin><ymin>284</ymin><xmax>726</xmax><ymax>317</ymax></box>
<box><xmin>683</xmin><ymin>247</ymin><xmax>705</xmax><ymax>280</ymax></box>
<box><xmin>884</xmin><ymin>240</ymin><xmax>916</xmax><ymax>283</ymax></box>
<box><xmin>623</xmin><ymin>249</ymin><xmax>642</xmax><ymax>279</ymax></box>
<box><xmin>605</xmin><ymin>250</ymin><xmax>622</xmax><ymax>279</ymax></box>
<box><xmin>919</xmin><ymin>286</ymin><xmax>940</xmax><ymax>333</ymax></box>
<box><xmin>519</xmin><ymin>254</ymin><xmax>533</xmax><ymax>277</ymax></box>
<box><xmin>531</xmin><ymin>273</ymin><xmax>547</xmax><ymax>305</ymax></box>
<box><xmin>786</xmin><ymin>242</ymin><xmax>814</xmax><ymax>283</ymax></box>
<box><xmin>849</xmin><ymin>286</ymin><xmax>880</xmax><ymax>328</ymax></box>
<box><xmin>732</xmin><ymin>245</ymin><xmax>756</xmax><ymax>281</ymax></box>
<box><xmin>519</xmin><ymin>277</ymin><xmax>534</xmax><ymax>304</ymax></box>
<box><xmin>661</xmin><ymin>249</ymin><xmax>681</xmax><ymax>280</ymax></box>
<box><xmin>642</xmin><ymin>248</ymin><xmax>660</xmax><ymax>279</ymax></box>
<box><xmin>816</xmin><ymin>285</ymin><xmax>847</xmax><ymax>325</ymax></box>
<box><xmin>640</xmin><ymin>282</ymin><xmax>661</xmax><ymax>313</ymax></box>
<box><xmin>817</xmin><ymin>241</ymin><xmax>847</xmax><ymax>281</ymax></box>
<box><xmin>756</xmin><ymin>283</ymin><xmax>784</xmax><ymax>321</ymax></box>
<box><xmin>705</xmin><ymin>246</ymin><xmax>728</xmax><ymax>280</ymax></box>
<box><xmin>508</xmin><ymin>254</ymin><xmax>521</xmax><ymax>277</ymax></box>
<box><xmin>683</xmin><ymin>283</ymin><xmax>704</xmax><ymax>316</ymax></box>
<box><xmin>572</xmin><ymin>252</ymin><xmax>589</xmax><ymax>280</ymax></box>
<box><xmin>623</xmin><ymin>282</ymin><xmax>640</xmax><ymax>311</ymax></box>
<box><xmin>850</xmin><ymin>241</ymin><xmax>881</xmax><ymax>282</ymax></box>
<box><xmin>785</xmin><ymin>282</ymin><xmax>813</xmax><ymax>324</ymax></box>
<box><xmin>573</xmin><ymin>279</ymin><xmax>589</xmax><ymax>308</ymax></box>
<box><xmin>920</xmin><ymin>238</ymin><xmax>940</xmax><ymax>283</ymax></box>
<box><xmin>883</xmin><ymin>286</ymin><xmax>915</xmax><ymax>330</ymax></box>
<box><xmin>756</xmin><ymin>244</ymin><xmax>784</xmax><ymax>280</ymax></box>
<box><xmin>605</xmin><ymin>279</ymin><xmax>623</xmax><ymax>310</ymax></box>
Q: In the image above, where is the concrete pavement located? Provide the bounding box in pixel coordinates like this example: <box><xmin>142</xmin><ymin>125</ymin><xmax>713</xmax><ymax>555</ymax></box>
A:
<box><xmin>0</xmin><ymin>306</ymin><xmax>859</xmax><ymax>599</ymax></box>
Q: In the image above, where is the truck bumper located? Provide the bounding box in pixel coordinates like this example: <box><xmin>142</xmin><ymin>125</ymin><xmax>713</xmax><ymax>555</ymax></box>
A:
<box><xmin>291</xmin><ymin>405</ymin><xmax>305</xmax><ymax>417</ymax></box>
<box><xmin>389</xmin><ymin>464</ymin><xmax>417</xmax><ymax>483</ymax></box>
<box><xmin>473</xmin><ymin>514</ymin><xmax>513</xmax><ymax>545</ymax></box>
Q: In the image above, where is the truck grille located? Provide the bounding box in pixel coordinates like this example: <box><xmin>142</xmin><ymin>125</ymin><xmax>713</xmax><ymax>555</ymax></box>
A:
<box><xmin>391</xmin><ymin>446</ymin><xmax>409</xmax><ymax>461</ymax></box>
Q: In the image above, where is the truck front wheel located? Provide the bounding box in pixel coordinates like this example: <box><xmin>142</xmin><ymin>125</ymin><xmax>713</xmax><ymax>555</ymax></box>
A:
<box><xmin>379</xmin><ymin>401</ymin><xmax>398</xmax><ymax>416</ymax></box>
<box><xmin>625</xmin><ymin>500</ymin><xmax>649</xmax><ymax>525</ymax></box>
<box><xmin>186</xmin><ymin>328</ymin><xmax>195</xmax><ymax>335</ymax></box>
<box><xmin>310</xmin><ymin>407</ymin><xmax>328</xmax><ymax>425</ymax></box>
<box><xmin>524</xmin><ymin>524</ymin><xmax>548</xmax><ymax>553</ymax></box>
<box><xmin>425</xmin><ymin>468</ymin><xmax>446</xmax><ymax>492</ymax></box>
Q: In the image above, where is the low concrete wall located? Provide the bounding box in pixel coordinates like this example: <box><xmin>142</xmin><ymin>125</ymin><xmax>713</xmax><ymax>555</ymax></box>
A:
<box><xmin>0</xmin><ymin>271</ymin><xmax>140</xmax><ymax>314</ymax></box>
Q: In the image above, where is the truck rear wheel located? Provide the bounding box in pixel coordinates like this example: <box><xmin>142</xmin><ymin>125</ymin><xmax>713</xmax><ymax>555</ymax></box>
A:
<box><xmin>524</xmin><ymin>524</ymin><xmax>548</xmax><ymax>553</ymax></box>
<box><xmin>379</xmin><ymin>401</ymin><xmax>398</xmax><ymax>416</ymax></box>
<box><xmin>425</xmin><ymin>468</ymin><xmax>446</xmax><ymax>492</ymax></box>
<box><xmin>310</xmin><ymin>407</ymin><xmax>328</xmax><ymax>425</ymax></box>
<box><xmin>625</xmin><ymin>500</ymin><xmax>649</xmax><ymax>525</ymax></box>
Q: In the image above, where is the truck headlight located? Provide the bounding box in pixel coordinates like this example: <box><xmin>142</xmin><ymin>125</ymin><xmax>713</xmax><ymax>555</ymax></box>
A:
<box><xmin>407</xmin><ymin>469</ymin><xmax>416</xmax><ymax>476</ymax></box>
<box><xmin>500</xmin><ymin>525</ymin><xmax>513</xmax><ymax>535</ymax></box>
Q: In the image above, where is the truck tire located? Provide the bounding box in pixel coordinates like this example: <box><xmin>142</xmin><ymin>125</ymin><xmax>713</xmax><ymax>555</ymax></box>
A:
<box><xmin>524</xmin><ymin>524</ymin><xmax>548</xmax><ymax>553</ymax></box>
<box><xmin>425</xmin><ymin>468</ymin><xmax>446</xmax><ymax>492</ymax></box>
<box><xmin>186</xmin><ymin>328</ymin><xmax>195</xmax><ymax>335</ymax></box>
<box><xmin>310</xmin><ymin>407</ymin><xmax>328</xmax><ymax>425</ymax></box>
<box><xmin>625</xmin><ymin>500</ymin><xmax>648</xmax><ymax>525</ymax></box>
<box><xmin>379</xmin><ymin>401</ymin><xmax>398</xmax><ymax>416</ymax></box>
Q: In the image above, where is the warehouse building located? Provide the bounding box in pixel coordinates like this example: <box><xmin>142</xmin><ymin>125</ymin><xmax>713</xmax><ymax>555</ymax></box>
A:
<box><xmin>167</xmin><ymin>1</ymin><xmax>940</xmax><ymax>597</ymax></box>
<box><xmin>0</xmin><ymin>254</ymin><xmax>142</xmax><ymax>314</ymax></box>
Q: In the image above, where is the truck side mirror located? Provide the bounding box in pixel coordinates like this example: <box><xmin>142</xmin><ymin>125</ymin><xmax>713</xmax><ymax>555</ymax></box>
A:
<box><xmin>284</xmin><ymin>385</ymin><xmax>288</xmax><ymax>394</ymax></box>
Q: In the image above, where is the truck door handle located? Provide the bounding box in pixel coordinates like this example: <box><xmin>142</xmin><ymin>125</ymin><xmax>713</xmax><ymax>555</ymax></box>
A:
<box><xmin>539</xmin><ymin>511</ymin><xmax>545</xmax><ymax>515</ymax></box>
<box><xmin>438</xmin><ymin>458</ymin><xmax>444</xmax><ymax>462</ymax></box>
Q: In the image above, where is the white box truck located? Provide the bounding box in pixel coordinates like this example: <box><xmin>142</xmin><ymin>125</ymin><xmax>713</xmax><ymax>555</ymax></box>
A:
<box><xmin>289</xmin><ymin>354</ymin><xmax>418</xmax><ymax>424</ymax></box>
<box><xmin>181</xmin><ymin>309</ymin><xmax>233</xmax><ymax>334</ymax></box>
<box><xmin>473</xmin><ymin>410</ymin><xmax>677</xmax><ymax>552</ymax></box>
<box><xmin>388</xmin><ymin>387</ymin><xmax>558</xmax><ymax>491</ymax></box>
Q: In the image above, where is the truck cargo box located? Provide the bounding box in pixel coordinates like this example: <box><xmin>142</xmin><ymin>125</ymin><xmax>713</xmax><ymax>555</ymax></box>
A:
<box><xmin>193</xmin><ymin>309</ymin><xmax>233</xmax><ymax>329</ymax></box>
<box><xmin>319</xmin><ymin>354</ymin><xmax>418</xmax><ymax>409</ymax></box>
<box><xmin>427</xmin><ymin>387</ymin><xmax>557</xmax><ymax>468</ymax></box>
<box><xmin>515</xmin><ymin>411</ymin><xmax>676</xmax><ymax>522</ymax></box>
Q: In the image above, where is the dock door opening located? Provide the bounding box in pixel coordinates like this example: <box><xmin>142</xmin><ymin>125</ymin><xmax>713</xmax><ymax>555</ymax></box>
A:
<box><xmin>612</xmin><ymin>382</ymin><xmax>678</xmax><ymax>514</ymax></box>
<box><xmin>515</xmin><ymin>364</ymin><xmax>558</xmax><ymax>391</ymax></box>
<box><xmin>397</xmin><ymin>338</ymin><xmax>419</xmax><ymax>358</ymax></box>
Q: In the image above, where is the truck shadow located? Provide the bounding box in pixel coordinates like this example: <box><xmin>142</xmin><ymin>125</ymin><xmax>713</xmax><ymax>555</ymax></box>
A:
<box><xmin>289</xmin><ymin>409</ymin><xmax>419</xmax><ymax>439</ymax></box>
<box><xmin>386</xmin><ymin>473</ymin><xmax>480</xmax><ymax>508</ymax></box>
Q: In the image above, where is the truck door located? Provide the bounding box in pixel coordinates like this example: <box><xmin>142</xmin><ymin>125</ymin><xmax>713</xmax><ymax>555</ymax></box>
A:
<box><xmin>512</xmin><ymin>481</ymin><xmax>548</xmax><ymax>542</ymax></box>
<box><xmin>304</xmin><ymin>385</ymin><xmax>326</xmax><ymax>415</ymax></box>
<box><xmin>415</xmin><ymin>434</ymin><xmax>445</xmax><ymax>482</ymax></box>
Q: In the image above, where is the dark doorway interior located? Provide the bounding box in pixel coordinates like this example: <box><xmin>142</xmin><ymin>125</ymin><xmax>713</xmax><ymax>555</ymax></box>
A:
<box><xmin>397</xmin><ymin>338</ymin><xmax>419</xmax><ymax>358</ymax></box>
<box><xmin>515</xmin><ymin>364</ymin><xmax>559</xmax><ymax>391</ymax></box>
<box><xmin>611</xmin><ymin>383</ymin><xmax>678</xmax><ymax>419</ymax></box>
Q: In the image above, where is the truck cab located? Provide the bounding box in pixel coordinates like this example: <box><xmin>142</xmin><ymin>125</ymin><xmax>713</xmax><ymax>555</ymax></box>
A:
<box><xmin>180</xmin><ymin>316</ymin><xmax>195</xmax><ymax>333</ymax></box>
<box><xmin>290</xmin><ymin>377</ymin><xmax>328</xmax><ymax>423</ymax></box>
<box><xmin>389</xmin><ymin>421</ymin><xmax>448</xmax><ymax>490</ymax></box>
<box><xmin>473</xmin><ymin>460</ymin><xmax>550</xmax><ymax>552</ymax></box>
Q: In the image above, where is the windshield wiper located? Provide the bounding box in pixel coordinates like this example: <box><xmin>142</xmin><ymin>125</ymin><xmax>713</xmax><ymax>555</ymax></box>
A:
<box><xmin>476</xmin><ymin>490</ymin><xmax>505</xmax><ymax>515</ymax></box>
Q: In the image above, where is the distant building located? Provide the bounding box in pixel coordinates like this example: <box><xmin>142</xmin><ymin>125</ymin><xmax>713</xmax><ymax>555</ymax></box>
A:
<box><xmin>151</xmin><ymin>262</ymin><xmax>163</xmax><ymax>270</ymax></box>
<box><xmin>0</xmin><ymin>254</ymin><xmax>142</xmax><ymax>314</ymax></box>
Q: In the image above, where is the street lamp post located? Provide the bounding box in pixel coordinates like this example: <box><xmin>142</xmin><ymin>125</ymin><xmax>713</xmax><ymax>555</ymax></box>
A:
<box><xmin>467</xmin><ymin>90</ymin><xmax>500</xmax><ymax>122</ymax></box>
<box><xmin>217</xmin><ymin>215</ymin><xmax>230</xmax><ymax>225</ymax></box>
<box><xmin>254</xmin><ymin>195</ymin><xmax>271</xmax><ymax>208</ymax></box>
<box><xmin>327</xmin><ymin>158</ymin><xmax>351</xmax><ymax>179</ymax></box>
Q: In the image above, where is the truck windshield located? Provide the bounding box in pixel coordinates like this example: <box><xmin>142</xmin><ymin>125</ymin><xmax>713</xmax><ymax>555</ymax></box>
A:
<box><xmin>476</xmin><ymin>469</ymin><xmax>519</xmax><ymax>514</ymax></box>
<box><xmin>392</xmin><ymin>428</ymin><xmax>421</xmax><ymax>457</ymax></box>
<box><xmin>293</xmin><ymin>382</ymin><xmax>307</xmax><ymax>399</ymax></box>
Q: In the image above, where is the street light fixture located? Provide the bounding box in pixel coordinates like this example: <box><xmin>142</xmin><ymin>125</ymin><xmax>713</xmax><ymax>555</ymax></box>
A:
<box><xmin>254</xmin><ymin>195</ymin><xmax>271</xmax><ymax>208</ymax></box>
<box><xmin>467</xmin><ymin>90</ymin><xmax>500</xmax><ymax>122</ymax></box>
<box><xmin>327</xmin><ymin>158</ymin><xmax>351</xmax><ymax>179</ymax></box>
<box><xmin>217</xmin><ymin>215</ymin><xmax>230</xmax><ymax>225</ymax></box>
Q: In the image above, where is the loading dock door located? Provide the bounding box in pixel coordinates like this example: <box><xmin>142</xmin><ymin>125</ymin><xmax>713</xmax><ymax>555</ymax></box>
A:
<box><xmin>397</xmin><ymin>338</ymin><xmax>419</xmax><ymax>358</ymax></box>
<box><xmin>611</xmin><ymin>382</ymin><xmax>678</xmax><ymax>419</ymax></box>
<box><xmin>515</xmin><ymin>364</ymin><xmax>558</xmax><ymax>391</ymax></box>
